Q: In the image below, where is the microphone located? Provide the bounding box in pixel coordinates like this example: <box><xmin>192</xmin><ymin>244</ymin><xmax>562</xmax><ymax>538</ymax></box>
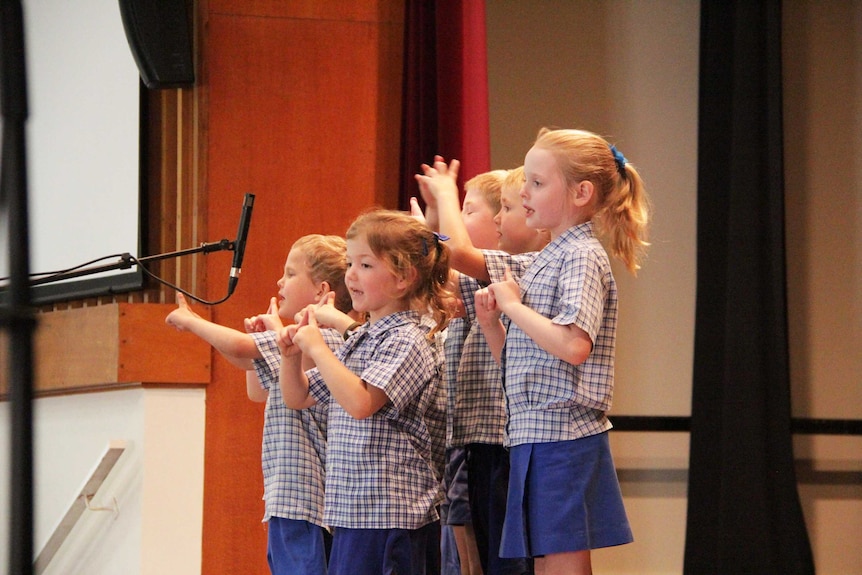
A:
<box><xmin>228</xmin><ymin>193</ymin><xmax>255</xmax><ymax>295</ymax></box>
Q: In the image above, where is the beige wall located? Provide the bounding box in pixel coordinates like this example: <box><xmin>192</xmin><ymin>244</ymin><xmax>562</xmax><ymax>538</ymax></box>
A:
<box><xmin>784</xmin><ymin>1</ymin><xmax>862</xmax><ymax>572</ymax></box>
<box><xmin>487</xmin><ymin>1</ymin><xmax>861</xmax><ymax>573</ymax></box>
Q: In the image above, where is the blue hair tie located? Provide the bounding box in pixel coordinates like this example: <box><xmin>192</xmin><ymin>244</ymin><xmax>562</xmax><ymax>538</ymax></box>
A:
<box><xmin>422</xmin><ymin>232</ymin><xmax>449</xmax><ymax>256</ymax></box>
<box><xmin>609</xmin><ymin>144</ymin><xmax>628</xmax><ymax>175</ymax></box>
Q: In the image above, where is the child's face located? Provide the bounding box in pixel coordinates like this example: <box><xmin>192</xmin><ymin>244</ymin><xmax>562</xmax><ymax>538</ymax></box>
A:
<box><xmin>461</xmin><ymin>186</ymin><xmax>499</xmax><ymax>250</ymax></box>
<box><xmin>521</xmin><ymin>146</ymin><xmax>575</xmax><ymax>239</ymax></box>
<box><xmin>493</xmin><ymin>183</ymin><xmax>546</xmax><ymax>255</ymax></box>
<box><xmin>276</xmin><ymin>248</ymin><xmax>321</xmax><ymax>320</ymax></box>
<box><xmin>345</xmin><ymin>235</ymin><xmax>410</xmax><ymax>322</ymax></box>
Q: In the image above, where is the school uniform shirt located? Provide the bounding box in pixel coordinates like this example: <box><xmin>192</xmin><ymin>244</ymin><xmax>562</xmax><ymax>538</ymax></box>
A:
<box><xmin>442</xmin><ymin>315</ymin><xmax>469</xmax><ymax>446</ymax></box>
<box><xmin>250</xmin><ymin>328</ymin><xmax>341</xmax><ymax>527</ymax></box>
<box><xmin>306</xmin><ymin>310</ymin><xmax>442</xmax><ymax>530</ymax></box>
<box><xmin>449</xmin><ymin>273</ymin><xmax>505</xmax><ymax>446</ymax></box>
<box><xmin>451</xmin><ymin>255</ymin><xmax>536</xmax><ymax>446</ymax></box>
<box><xmin>483</xmin><ymin>222</ymin><xmax>617</xmax><ymax>447</ymax></box>
<box><xmin>423</xmin><ymin>319</ymin><xmax>449</xmax><ymax>492</ymax></box>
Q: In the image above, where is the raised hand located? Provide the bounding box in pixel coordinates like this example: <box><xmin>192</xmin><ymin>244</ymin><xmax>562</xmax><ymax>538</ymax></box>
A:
<box><xmin>306</xmin><ymin>291</ymin><xmax>347</xmax><ymax>331</ymax></box>
<box><xmin>291</xmin><ymin>307</ymin><xmax>327</xmax><ymax>355</ymax></box>
<box><xmin>165</xmin><ymin>292</ymin><xmax>201</xmax><ymax>331</ymax></box>
<box><xmin>414</xmin><ymin>155</ymin><xmax>460</xmax><ymax>208</ymax></box>
<box><xmin>276</xmin><ymin>324</ymin><xmax>301</xmax><ymax>358</ymax></box>
<box><xmin>244</xmin><ymin>296</ymin><xmax>284</xmax><ymax>333</ymax></box>
<box><xmin>409</xmin><ymin>196</ymin><xmax>427</xmax><ymax>224</ymax></box>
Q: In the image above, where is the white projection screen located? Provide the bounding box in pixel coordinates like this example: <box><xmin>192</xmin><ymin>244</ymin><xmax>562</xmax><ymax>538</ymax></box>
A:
<box><xmin>0</xmin><ymin>0</ymin><xmax>144</xmax><ymax>304</ymax></box>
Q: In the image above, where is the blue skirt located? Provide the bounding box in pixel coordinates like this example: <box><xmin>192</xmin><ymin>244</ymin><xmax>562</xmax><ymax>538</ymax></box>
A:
<box><xmin>500</xmin><ymin>432</ymin><xmax>633</xmax><ymax>558</ymax></box>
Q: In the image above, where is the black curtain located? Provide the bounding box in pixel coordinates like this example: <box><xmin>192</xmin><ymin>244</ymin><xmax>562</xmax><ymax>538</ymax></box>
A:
<box><xmin>684</xmin><ymin>1</ymin><xmax>814</xmax><ymax>572</ymax></box>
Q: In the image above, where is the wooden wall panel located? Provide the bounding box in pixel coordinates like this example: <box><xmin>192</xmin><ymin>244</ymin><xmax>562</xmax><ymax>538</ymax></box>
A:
<box><xmin>0</xmin><ymin>304</ymin><xmax>210</xmax><ymax>398</ymax></box>
<box><xmin>199</xmin><ymin>1</ymin><xmax>405</xmax><ymax>572</ymax></box>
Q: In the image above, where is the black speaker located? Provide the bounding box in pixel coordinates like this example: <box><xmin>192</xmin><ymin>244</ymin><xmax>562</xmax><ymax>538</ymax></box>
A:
<box><xmin>118</xmin><ymin>0</ymin><xmax>195</xmax><ymax>89</ymax></box>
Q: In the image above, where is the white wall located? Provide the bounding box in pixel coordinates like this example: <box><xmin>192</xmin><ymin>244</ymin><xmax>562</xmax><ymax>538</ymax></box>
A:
<box><xmin>0</xmin><ymin>387</ymin><xmax>205</xmax><ymax>575</ymax></box>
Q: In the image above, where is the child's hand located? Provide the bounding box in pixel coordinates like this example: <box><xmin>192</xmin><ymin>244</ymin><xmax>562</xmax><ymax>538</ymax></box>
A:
<box><xmin>276</xmin><ymin>324</ymin><xmax>301</xmax><ymax>358</ymax></box>
<box><xmin>475</xmin><ymin>286</ymin><xmax>502</xmax><ymax>327</ymax></box>
<box><xmin>409</xmin><ymin>197</ymin><xmax>427</xmax><ymax>225</ymax></box>
<box><xmin>414</xmin><ymin>155</ymin><xmax>460</xmax><ymax>207</ymax></box>
<box><xmin>291</xmin><ymin>308</ymin><xmax>326</xmax><ymax>354</ymax></box>
<box><xmin>244</xmin><ymin>297</ymin><xmax>284</xmax><ymax>333</ymax></box>
<box><xmin>165</xmin><ymin>292</ymin><xmax>200</xmax><ymax>331</ymax></box>
<box><xmin>486</xmin><ymin>267</ymin><xmax>521</xmax><ymax>313</ymax></box>
<box><xmin>307</xmin><ymin>291</ymin><xmax>351</xmax><ymax>330</ymax></box>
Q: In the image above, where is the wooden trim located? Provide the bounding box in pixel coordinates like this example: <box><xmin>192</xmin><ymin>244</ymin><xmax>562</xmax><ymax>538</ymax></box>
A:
<box><xmin>0</xmin><ymin>303</ymin><xmax>211</xmax><ymax>398</ymax></box>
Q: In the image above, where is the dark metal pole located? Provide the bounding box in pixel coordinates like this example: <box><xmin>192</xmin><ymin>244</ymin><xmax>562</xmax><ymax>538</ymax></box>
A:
<box><xmin>1</xmin><ymin>1</ymin><xmax>36</xmax><ymax>573</ymax></box>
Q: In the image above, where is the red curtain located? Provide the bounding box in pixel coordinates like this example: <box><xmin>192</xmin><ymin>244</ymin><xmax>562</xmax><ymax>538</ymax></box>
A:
<box><xmin>399</xmin><ymin>0</ymin><xmax>491</xmax><ymax>209</ymax></box>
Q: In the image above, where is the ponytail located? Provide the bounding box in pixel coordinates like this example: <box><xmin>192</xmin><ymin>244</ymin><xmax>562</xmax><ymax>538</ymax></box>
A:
<box><xmin>596</xmin><ymin>161</ymin><xmax>650</xmax><ymax>274</ymax></box>
<box><xmin>534</xmin><ymin>128</ymin><xmax>651</xmax><ymax>274</ymax></box>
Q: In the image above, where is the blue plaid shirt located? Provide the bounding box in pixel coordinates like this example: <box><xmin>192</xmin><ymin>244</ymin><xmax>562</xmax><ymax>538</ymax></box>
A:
<box><xmin>307</xmin><ymin>310</ymin><xmax>442</xmax><ymax>529</ymax></box>
<box><xmin>442</xmin><ymin>316</ymin><xmax>469</xmax><ymax>445</ymax></box>
<box><xmin>483</xmin><ymin>222</ymin><xmax>617</xmax><ymax>446</ymax></box>
<box><xmin>250</xmin><ymin>328</ymin><xmax>341</xmax><ymax>526</ymax></box>
<box><xmin>450</xmin><ymin>255</ymin><xmax>536</xmax><ymax>446</ymax></box>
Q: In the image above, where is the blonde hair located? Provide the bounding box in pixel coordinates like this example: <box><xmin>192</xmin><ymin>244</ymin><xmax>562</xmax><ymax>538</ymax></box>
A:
<box><xmin>533</xmin><ymin>128</ymin><xmax>651</xmax><ymax>273</ymax></box>
<box><xmin>502</xmin><ymin>166</ymin><xmax>525</xmax><ymax>197</ymax></box>
<box><xmin>464</xmin><ymin>169</ymin><xmax>506</xmax><ymax>214</ymax></box>
<box><xmin>346</xmin><ymin>209</ymin><xmax>452</xmax><ymax>337</ymax></box>
<box><xmin>291</xmin><ymin>234</ymin><xmax>352</xmax><ymax>313</ymax></box>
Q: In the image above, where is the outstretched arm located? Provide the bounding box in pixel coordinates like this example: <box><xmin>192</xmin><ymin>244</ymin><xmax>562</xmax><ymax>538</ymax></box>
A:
<box><xmin>165</xmin><ymin>292</ymin><xmax>259</xmax><ymax>368</ymax></box>
<box><xmin>415</xmin><ymin>156</ymin><xmax>490</xmax><ymax>282</ymax></box>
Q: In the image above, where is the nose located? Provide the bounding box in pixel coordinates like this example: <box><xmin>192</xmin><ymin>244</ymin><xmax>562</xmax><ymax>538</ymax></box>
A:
<box><xmin>519</xmin><ymin>183</ymin><xmax>528</xmax><ymax>200</ymax></box>
<box><xmin>493</xmin><ymin>209</ymin><xmax>501</xmax><ymax>225</ymax></box>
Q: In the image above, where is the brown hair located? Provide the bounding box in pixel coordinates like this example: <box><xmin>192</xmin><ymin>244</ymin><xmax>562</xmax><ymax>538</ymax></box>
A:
<box><xmin>533</xmin><ymin>128</ymin><xmax>651</xmax><ymax>273</ymax></box>
<box><xmin>346</xmin><ymin>209</ymin><xmax>452</xmax><ymax>337</ymax></box>
<box><xmin>291</xmin><ymin>234</ymin><xmax>352</xmax><ymax>313</ymax></box>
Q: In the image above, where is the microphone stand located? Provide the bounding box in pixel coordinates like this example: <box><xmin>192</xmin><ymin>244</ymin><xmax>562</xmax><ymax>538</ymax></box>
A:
<box><xmin>2</xmin><ymin>1</ymin><xmax>36</xmax><ymax>574</ymax></box>
<box><xmin>27</xmin><ymin>239</ymin><xmax>237</xmax><ymax>287</ymax></box>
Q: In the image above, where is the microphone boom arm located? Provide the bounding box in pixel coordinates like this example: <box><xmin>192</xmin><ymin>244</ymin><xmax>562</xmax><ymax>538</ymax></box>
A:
<box><xmin>26</xmin><ymin>239</ymin><xmax>235</xmax><ymax>287</ymax></box>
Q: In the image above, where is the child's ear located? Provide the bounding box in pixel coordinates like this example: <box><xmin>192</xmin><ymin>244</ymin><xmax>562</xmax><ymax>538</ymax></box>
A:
<box><xmin>573</xmin><ymin>180</ymin><xmax>595</xmax><ymax>207</ymax></box>
<box><xmin>316</xmin><ymin>280</ymin><xmax>331</xmax><ymax>298</ymax></box>
<box><xmin>396</xmin><ymin>267</ymin><xmax>418</xmax><ymax>293</ymax></box>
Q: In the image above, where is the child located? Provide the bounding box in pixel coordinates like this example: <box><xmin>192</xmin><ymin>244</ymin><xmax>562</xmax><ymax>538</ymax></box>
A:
<box><xmin>434</xmin><ymin>168</ymin><xmax>507</xmax><ymax>575</ymax></box>
<box><xmin>417</xmin><ymin>165</ymin><xmax>546</xmax><ymax>575</ymax></box>
<box><xmin>277</xmin><ymin>209</ymin><xmax>452</xmax><ymax>575</ymax></box>
<box><xmin>165</xmin><ymin>234</ymin><xmax>353</xmax><ymax>575</ymax></box>
<box><xmin>437</xmin><ymin>128</ymin><xmax>649</xmax><ymax>574</ymax></box>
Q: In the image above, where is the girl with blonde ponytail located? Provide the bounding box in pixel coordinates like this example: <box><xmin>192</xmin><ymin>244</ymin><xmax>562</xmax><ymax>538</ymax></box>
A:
<box><xmin>423</xmin><ymin>128</ymin><xmax>650</xmax><ymax>575</ymax></box>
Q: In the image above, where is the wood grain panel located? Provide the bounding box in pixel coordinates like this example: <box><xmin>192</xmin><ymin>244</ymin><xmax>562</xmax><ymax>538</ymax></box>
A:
<box><xmin>199</xmin><ymin>1</ymin><xmax>404</xmax><ymax>572</ymax></box>
<box><xmin>0</xmin><ymin>304</ymin><xmax>210</xmax><ymax>398</ymax></box>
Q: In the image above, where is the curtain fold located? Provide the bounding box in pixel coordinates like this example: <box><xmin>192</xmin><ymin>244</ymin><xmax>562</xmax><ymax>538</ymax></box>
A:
<box><xmin>399</xmin><ymin>0</ymin><xmax>490</xmax><ymax>210</ymax></box>
<box><xmin>684</xmin><ymin>1</ymin><xmax>814</xmax><ymax>572</ymax></box>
